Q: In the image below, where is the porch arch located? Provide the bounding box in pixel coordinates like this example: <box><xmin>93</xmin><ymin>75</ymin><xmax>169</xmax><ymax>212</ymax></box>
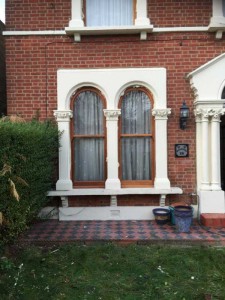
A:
<box><xmin>187</xmin><ymin>53</ymin><xmax>225</xmax><ymax>214</ymax></box>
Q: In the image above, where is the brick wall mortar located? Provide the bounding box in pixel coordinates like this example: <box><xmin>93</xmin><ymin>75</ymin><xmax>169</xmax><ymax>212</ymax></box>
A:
<box><xmin>5</xmin><ymin>0</ymin><xmax>211</xmax><ymax>31</ymax></box>
<box><xmin>5</xmin><ymin>0</ymin><xmax>225</xmax><ymax>206</ymax></box>
<box><xmin>5</xmin><ymin>32</ymin><xmax>225</xmax><ymax>199</ymax></box>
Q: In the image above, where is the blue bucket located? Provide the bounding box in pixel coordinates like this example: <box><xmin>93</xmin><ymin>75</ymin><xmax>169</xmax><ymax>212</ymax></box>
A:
<box><xmin>174</xmin><ymin>206</ymin><xmax>193</xmax><ymax>233</ymax></box>
<box><xmin>169</xmin><ymin>205</ymin><xmax>194</xmax><ymax>225</ymax></box>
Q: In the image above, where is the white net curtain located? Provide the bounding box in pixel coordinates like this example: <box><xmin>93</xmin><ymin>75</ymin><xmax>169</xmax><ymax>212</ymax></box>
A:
<box><xmin>73</xmin><ymin>91</ymin><xmax>105</xmax><ymax>182</ymax></box>
<box><xmin>86</xmin><ymin>0</ymin><xmax>133</xmax><ymax>26</ymax></box>
<box><xmin>121</xmin><ymin>90</ymin><xmax>152</xmax><ymax>181</ymax></box>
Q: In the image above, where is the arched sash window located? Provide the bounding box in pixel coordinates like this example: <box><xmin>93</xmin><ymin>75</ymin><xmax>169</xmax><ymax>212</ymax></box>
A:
<box><xmin>71</xmin><ymin>88</ymin><xmax>106</xmax><ymax>187</ymax></box>
<box><xmin>119</xmin><ymin>87</ymin><xmax>154</xmax><ymax>187</ymax></box>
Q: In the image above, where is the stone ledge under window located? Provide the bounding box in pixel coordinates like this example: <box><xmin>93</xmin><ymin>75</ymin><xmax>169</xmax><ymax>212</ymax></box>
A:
<box><xmin>48</xmin><ymin>187</ymin><xmax>182</xmax><ymax>197</ymax></box>
<box><xmin>65</xmin><ymin>25</ymin><xmax>154</xmax><ymax>41</ymax></box>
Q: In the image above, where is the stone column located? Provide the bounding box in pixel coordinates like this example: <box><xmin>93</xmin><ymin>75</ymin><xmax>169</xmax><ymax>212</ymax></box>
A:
<box><xmin>103</xmin><ymin>109</ymin><xmax>121</xmax><ymax>189</ymax></box>
<box><xmin>210</xmin><ymin>109</ymin><xmax>223</xmax><ymax>190</ymax></box>
<box><xmin>152</xmin><ymin>108</ymin><xmax>171</xmax><ymax>189</ymax></box>
<box><xmin>194</xmin><ymin>110</ymin><xmax>202</xmax><ymax>188</ymax></box>
<box><xmin>200</xmin><ymin>110</ymin><xmax>211</xmax><ymax>190</ymax></box>
<box><xmin>54</xmin><ymin>110</ymin><xmax>73</xmax><ymax>190</ymax></box>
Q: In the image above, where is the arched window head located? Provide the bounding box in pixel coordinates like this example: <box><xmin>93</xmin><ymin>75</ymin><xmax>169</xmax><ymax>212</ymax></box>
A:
<box><xmin>71</xmin><ymin>88</ymin><xmax>106</xmax><ymax>187</ymax></box>
<box><xmin>119</xmin><ymin>87</ymin><xmax>154</xmax><ymax>188</ymax></box>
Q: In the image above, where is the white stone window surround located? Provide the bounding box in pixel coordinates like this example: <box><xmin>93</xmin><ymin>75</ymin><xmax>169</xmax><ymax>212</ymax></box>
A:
<box><xmin>65</xmin><ymin>0</ymin><xmax>153</xmax><ymax>41</ymax></box>
<box><xmin>54</xmin><ymin>68</ymin><xmax>174</xmax><ymax>195</ymax></box>
<box><xmin>187</xmin><ymin>53</ymin><xmax>225</xmax><ymax>214</ymax></box>
<box><xmin>209</xmin><ymin>0</ymin><xmax>225</xmax><ymax>38</ymax></box>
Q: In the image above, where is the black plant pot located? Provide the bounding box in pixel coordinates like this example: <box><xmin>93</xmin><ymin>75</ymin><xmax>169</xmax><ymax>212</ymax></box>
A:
<box><xmin>153</xmin><ymin>208</ymin><xmax>170</xmax><ymax>225</ymax></box>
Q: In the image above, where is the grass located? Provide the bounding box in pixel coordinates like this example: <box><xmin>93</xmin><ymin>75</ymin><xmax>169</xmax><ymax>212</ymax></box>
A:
<box><xmin>1</xmin><ymin>243</ymin><xmax>225</xmax><ymax>299</ymax></box>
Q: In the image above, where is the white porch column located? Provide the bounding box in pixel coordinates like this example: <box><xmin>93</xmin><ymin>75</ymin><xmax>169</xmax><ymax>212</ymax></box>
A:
<box><xmin>210</xmin><ymin>110</ymin><xmax>223</xmax><ymax>190</ymax></box>
<box><xmin>194</xmin><ymin>111</ymin><xmax>202</xmax><ymax>189</ymax></box>
<box><xmin>200</xmin><ymin>111</ymin><xmax>211</xmax><ymax>190</ymax></box>
<box><xmin>54</xmin><ymin>110</ymin><xmax>73</xmax><ymax>190</ymax></box>
<box><xmin>103</xmin><ymin>109</ymin><xmax>121</xmax><ymax>189</ymax></box>
<box><xmin>69</xmin><ymin>0</ymin><xmax>84</xmax><ymax>27</ymax></box>
<box><xmin>152</xmin><ymin>108</ymin><xmax>171</xmax><ymax>189</ymax></box>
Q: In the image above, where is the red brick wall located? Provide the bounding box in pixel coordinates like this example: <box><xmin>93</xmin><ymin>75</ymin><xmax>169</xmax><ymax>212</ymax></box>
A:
<box><xmin>5</xmin><ymin>0</ymin><xmax>225</xmax><ymax>205</ymax></box>
<box><xmin>6</xmin><ymin>0</ymin><xmax>70</xmax><ymax>31</ymax></box>
<box><xmin>5</xmin><ymin>0</ymin><xmax>211</xmax><ymax>30</ymax></box>
<box><xmin>149</xmin><ymin>0</ymin><xmax>211</xmax><ymax>27</ymax></box>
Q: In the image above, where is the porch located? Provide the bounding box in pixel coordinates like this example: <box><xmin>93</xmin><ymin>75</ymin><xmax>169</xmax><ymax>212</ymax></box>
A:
<box><xmin>19</xmin><ymin>219</ymin><xmax>225</xmax><ymax>246</ymax></box>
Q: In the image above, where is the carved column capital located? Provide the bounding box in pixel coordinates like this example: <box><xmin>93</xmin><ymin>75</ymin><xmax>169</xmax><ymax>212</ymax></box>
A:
<box><xmin>194</xmin><ymin>108</ymin><xmax>225</xmax><ymax>122</ymax></box>
<box><xmin>53</xmin><ymin>110</ymin><xmax>73</xmax><ymax>122</ymax></box>
<box><xmin>103</xmin><ymin>109</ymin><xmax>121</xmax><ymax>121</ymax></box>
<box><xmin>152</xmin><ymin>108</ymin><xmax>171</xmax><ymax>120</ymax></box>
<box><xmin>210</xmin><ymin>108</ymin><xmax>225</xmax><ymax>122</ymax></box>
<box><xmin>194</xmin><ymin>109</ymin><xmax>206</xmax><ymax>122</ymax></box>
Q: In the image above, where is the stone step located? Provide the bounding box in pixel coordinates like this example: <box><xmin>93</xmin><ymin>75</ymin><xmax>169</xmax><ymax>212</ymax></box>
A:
<box><xmin>200</xmin><ymin>213</ymin><xmax>225</xmax><ymax>227</ymax></box>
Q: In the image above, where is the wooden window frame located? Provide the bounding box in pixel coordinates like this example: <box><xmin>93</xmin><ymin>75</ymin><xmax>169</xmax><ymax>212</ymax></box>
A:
<box><xmin>118</xmin><ymin>86</ymin><xmax>155</xmax><ymax>188</ymax></box>
<box><xmin>84</xmin><ymin>0</ymin><xmax>137</xmax><ymax>27</ymax></box>
<box><xmin>70</xmin><ymin>87</ymin><xmax>107</xmax><ymax>188</ymax></box>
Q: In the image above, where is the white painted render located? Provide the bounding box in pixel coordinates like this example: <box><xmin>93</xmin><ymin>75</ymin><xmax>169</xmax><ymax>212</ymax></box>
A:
<box><xmin>3</xmin><ymin>27</ymin><xmax>208</xmax><ymax>37</ymax></box>
<box><xmin>187</xmin><ymin>53</ymin><xmax>225</xmax><ymax>214</ymax></box>
<box><xmin>53</xmin><ymin>68</ymin><xmax>183</xmax><ymax>220</ymax></box>
<box><xmin>55</xmin><ymin>68</ymin><xmax>171</xmax><ymax>190</ymax></box>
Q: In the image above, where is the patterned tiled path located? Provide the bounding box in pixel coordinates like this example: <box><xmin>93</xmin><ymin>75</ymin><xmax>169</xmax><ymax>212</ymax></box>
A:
<box><xmin>19</xmin><ymin>220</ymin><xmax>225</xmax><ymax>246</ymax></box>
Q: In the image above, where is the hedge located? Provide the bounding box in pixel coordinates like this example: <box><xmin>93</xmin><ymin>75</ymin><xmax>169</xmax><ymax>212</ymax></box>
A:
<box><xmin>0</xmin><ymin>119</ymin><xmax>60</xmax><ymax>243</ymax></box>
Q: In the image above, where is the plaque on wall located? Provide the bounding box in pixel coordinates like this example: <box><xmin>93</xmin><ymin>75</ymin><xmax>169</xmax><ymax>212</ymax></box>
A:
<box><xmin>175</xmin><ymin>144</ymin><xmax>189</xmax><ymax>158</ymax></box>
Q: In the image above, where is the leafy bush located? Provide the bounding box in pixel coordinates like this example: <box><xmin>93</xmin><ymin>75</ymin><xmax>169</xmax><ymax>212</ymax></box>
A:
<box><xmin>0</xmin><ymin>119</ymin><xmax>60</xmax><ymax>243</ymax></box>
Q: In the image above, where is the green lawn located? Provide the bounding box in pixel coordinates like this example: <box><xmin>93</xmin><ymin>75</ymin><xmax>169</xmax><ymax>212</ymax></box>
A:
<box><xmin>1</xmin><ymin>243</ymin><xmax>225</xmax><ymax>299</ymax></box>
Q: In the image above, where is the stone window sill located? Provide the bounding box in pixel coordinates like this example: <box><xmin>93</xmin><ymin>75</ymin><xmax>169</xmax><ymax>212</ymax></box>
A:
<box><xmin>48</xmin><ymin>187</ymin><xmax>182</xmax><ymax>197</ymax></box>
<box><xmin>65</xmin><ymin>25</ymin><xmax>154</xmax><ymax>41</ymax></box>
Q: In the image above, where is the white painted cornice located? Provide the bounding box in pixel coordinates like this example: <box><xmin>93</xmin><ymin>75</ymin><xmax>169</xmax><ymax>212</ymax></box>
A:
<box><xmin>3</xmin><ymin>26</ymin><xmax>208</xmax><ymax>36</ymax></box>
<box><xmin>3</xmin><ymin>30</ymin><xmax>66</xmax><ymax>36</ymax></box>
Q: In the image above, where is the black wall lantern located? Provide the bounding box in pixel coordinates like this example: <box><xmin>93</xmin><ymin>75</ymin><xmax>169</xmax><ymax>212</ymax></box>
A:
<box><xmin>180</xmin><ymin>101</ymin><xmax>190</xmax><ymax>130</ymax></box>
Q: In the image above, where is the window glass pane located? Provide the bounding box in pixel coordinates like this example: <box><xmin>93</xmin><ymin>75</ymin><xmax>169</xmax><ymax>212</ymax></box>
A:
<box><xmin>75</xmin><ymin>138</ymin><xmax>104</xmax><ymax>181</ymax></box>
<box><xmin>74</xmin><ymin>91</ymin><xmax>104</xmax><ymax>135</ymax></box>
<box><xmin>122</xmin><ymin>137</ymin><xmax>151</xmax><ymax>180</ymax></box>
<box><xmin>86</xmin><ymin>0</ymin><xmax>133</xmax><ymax>26</ymax></box>
<box><xmin>222</xmin><ymin>86</ymin><xmax>225</xmax><ymax>99</ymax></box>
<box><xmin>73</xmin><ymin>89</ymin><xmax>105</xmax><ymax>183</ymax></box>
<box><xmin>223</xmin><ymin>0</ymin><xmax>225</xmax><ymax>16</ymax></box>
<box><xmin>121</xmin><ymin>90</ymin><xmax>151</xmax><ymax>134</ymax></box>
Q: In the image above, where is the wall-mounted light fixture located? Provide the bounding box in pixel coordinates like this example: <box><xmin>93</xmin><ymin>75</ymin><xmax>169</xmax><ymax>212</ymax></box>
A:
<box><xmin>180</xmin><ymin>101</ymin><xmax>189</xmax><ymax>130</ymax></box>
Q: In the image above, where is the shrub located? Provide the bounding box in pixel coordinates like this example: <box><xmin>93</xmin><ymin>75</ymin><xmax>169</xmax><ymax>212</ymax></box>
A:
<box><xmin>0</xmin><ymin>119</ymin><xmax>60</xmax><ymax>243</ymax></box>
